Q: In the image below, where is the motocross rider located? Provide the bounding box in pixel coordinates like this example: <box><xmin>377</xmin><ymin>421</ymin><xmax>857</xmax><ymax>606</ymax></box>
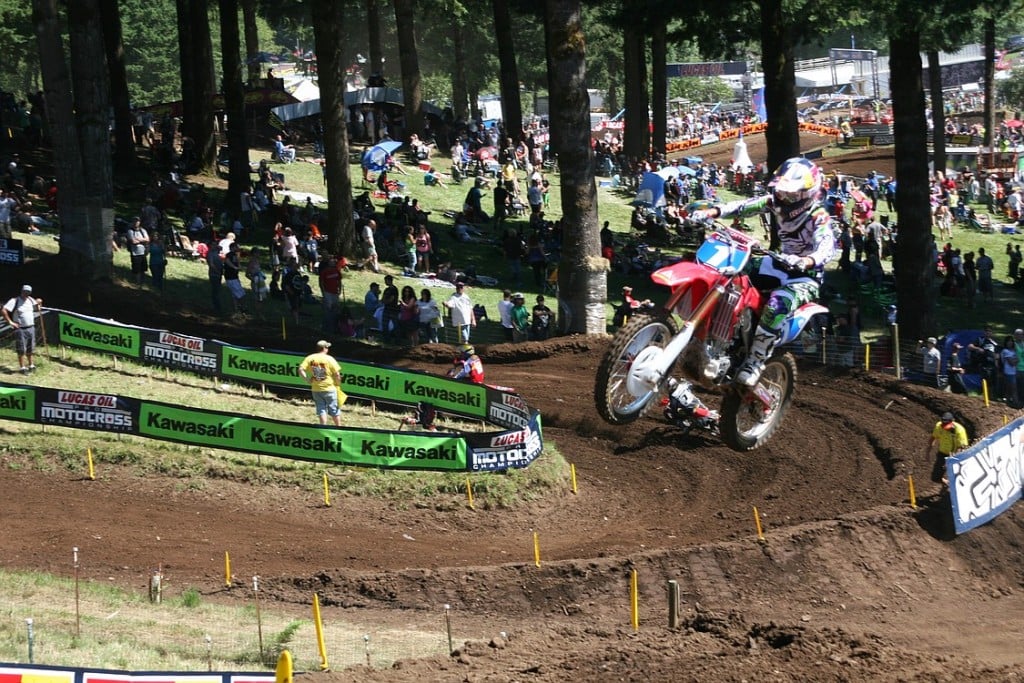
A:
<box><xmin>448</xmin><ymin>344</ymin><xmax>485</xmax><ymax>384</ymax></box>
<box><xmin>669</xmin><ymin>157</ymin><xmax>836</xmax><ymax>419</ymax></box>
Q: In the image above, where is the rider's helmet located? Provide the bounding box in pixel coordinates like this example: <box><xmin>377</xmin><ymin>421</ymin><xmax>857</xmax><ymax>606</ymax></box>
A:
<box><xmin>460</xmin><ymin>344</ymin><xmax>476</xmax><ymax>359</ymax></box>
<box><xmin>768</xmin><ymin>157</ymin><xmax>824</xmax><ymax>228</ymax></box>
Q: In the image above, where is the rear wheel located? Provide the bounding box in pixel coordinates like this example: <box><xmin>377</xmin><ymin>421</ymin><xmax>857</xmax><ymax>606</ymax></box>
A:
<box><xmin>720</xmin><ymin>352</ymin><xmax>796</xmax><ymax>451</ymax></box>
<box><xmin>595</xmin><ymin>314</ymin><xmax>678</xmax><ymax>425</ymax></box>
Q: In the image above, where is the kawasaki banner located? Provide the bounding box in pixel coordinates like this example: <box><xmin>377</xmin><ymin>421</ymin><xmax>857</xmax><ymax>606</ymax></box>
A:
<box><xmin>37</xmin><ymin>309</ymin><xmax>544</xmax><ymax>470</ymax></box>
<box><xmin>138</xmin><ymin>402</ymin><xmax>467</xmax><ymax>470</ymax></box>
<box><xmin>0</xmin><ymin>381</ymin><xmax>543</xmax><ymax>472</ymax></box>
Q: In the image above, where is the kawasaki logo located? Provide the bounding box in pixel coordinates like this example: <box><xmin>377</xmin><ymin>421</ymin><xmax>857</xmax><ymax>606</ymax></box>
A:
<box><xmin>250</xmin><ymin>428</ymin><xmax>342</xmax><ymax>452</ymax></box>
<box><xmin>346</xmin><ymin>374</ymin><xmax>391</xmax><ymax>391</ymax></box>
<box><xmin>360</xmin><ymin>439</ymin><xmax>456</xmax><ymax>460</ymax></box>
<box><xmin>146</xmin><ymin>412</ymin><xmax>235</xmax><ymax>438</ymax></box>
<box><xmin>0</xmin><ymin>395</ymin><xmax>27</xmax><ymax>411</ymax></box>
<box><xmin>227</xmin><ymin>354</ymin><xmax>298</xmax><ymax>376</ymax></box>
<box><xmin>61</xmin><ymin>321</ymin><xmax>134</xmax><ymax>348</ymax></box>
<box><xmin>402</xmin><ymin>380</ymin><xmax>480</xmax><ymax>407</ymax></box>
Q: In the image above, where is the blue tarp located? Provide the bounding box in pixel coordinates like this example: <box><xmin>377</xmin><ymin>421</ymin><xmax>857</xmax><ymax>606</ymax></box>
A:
<box><xmin>361</xmin><ymin>140</ymin><xmax>403</xmax><ymax>171</ymax></box>
<box><xmin>634</xmin><ymin>171</ymin><xmax>666</xmax><ymax>211</ymax></box>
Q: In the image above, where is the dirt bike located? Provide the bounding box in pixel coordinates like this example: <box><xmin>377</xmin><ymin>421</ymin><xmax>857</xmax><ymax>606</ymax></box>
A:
<box><xmin>594</xmin><ymin>223</ymin><xmax>828</xmax><ymax>451</ymax></box>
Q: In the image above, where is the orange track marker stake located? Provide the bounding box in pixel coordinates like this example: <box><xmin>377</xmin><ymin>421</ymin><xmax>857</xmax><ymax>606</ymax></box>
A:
<box><xmin>753</xmin><ymin>506</ymin><xmax>765</xmax><ymax>541</ymax></box>
<box><xmin>466</xmin><ymin>477</ymin><xmax>475</xmax><ymax>509</ymax></box>
<box><xmin>908</xmin><ymin>475</ymin><xmax>917</xmax><ymax>510</ymax></box>
<box><xmin>570</xmin><ymin>463</ymin><xmax>578</xmax><ymax>494</ymax></box>
<box><xmin>533</xmin><ymin>532</ymin><xmax>541</xmax><ymax>567</ymax></box>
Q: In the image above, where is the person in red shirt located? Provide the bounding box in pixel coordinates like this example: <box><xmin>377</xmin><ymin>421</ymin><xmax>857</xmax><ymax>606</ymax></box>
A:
<box><xmin>318</xmin><ymin>255</ymin><xmax>342</xmax><ymax>334</ymax></box>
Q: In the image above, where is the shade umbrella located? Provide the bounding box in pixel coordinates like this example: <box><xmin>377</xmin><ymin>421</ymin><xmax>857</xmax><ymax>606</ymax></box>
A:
<box><xmin>1004</xmin><ymin>119</ymin><xmax>1023</xmax><ymax>128</ymax></box>
<box><xmin>361</xmin><ymin>140</ymin><xmax>403</xmax><ymax>172</ymax></box>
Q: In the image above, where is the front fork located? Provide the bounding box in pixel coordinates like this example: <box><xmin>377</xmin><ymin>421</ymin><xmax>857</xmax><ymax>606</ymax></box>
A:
<box><xmin>635</xmin><ymin>284</ymin><xmax>727</xmax><ymax>389</ymax></box>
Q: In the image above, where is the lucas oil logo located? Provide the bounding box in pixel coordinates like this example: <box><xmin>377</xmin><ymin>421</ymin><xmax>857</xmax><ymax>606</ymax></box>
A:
<box><xmin>42</xmin><ymin>391</ymin><xmax>132</xmax><ymax>431</ymax></box>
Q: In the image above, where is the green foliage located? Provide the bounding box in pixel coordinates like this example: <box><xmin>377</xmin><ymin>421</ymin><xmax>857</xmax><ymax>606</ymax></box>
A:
<box><xmin>0</xmin><ymin>0</ymin><xmax>37</xmax><ymax>96</ymax></box>
<box><xmin>997</xmin><ymin>66</ymin><xmax>1024</xmax><ymax>114</ymax></box>
<box><xmin>178</xmin><ymin>588</ymin><xmax>202</xmax><ymax>608</ymax></box>
<box><xmin>670</xmin><ymin>77</ymin><xmax>735</xmax><ymax>105</ymax></box>
<box><xmin>420</xmin><ymin>71</ymin><xmax>453</xmax><ymax>108</ymax></box>
<box><xmin>120</xmin><ymin>0</ymin><xmax>182</xmax><ymax>106</ymax></box>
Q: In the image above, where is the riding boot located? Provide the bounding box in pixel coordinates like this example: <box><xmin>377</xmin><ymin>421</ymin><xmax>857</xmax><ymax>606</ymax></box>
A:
<box><xmin>736</xmin><ymin>325</ymin><xmax>778</xmax><ymax>387</ymax></box>
<box><xmin>666</xmin><ymin>378</ymin><xmax>717</xmax><ymax>420</ymax></box>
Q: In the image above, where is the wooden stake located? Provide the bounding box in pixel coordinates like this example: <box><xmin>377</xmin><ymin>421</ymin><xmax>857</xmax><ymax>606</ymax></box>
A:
<box><xmin>667</xmin><ymin>579</ymin><xmax>679</xmax><ymax>629</ymax></box>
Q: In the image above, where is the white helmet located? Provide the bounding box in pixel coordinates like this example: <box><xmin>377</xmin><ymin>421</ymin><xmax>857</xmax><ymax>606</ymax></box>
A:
<box><xmin>768</xmin><ymin>157</ymin><xmax>823</xmax><ymax>226</ymax></box>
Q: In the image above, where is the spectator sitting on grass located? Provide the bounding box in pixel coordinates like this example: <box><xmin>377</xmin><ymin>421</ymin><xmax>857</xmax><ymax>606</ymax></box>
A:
<box><xmin>424</xmin><ymin>166</ymin><xmax>447</xmax><ymax>188</ymax></box>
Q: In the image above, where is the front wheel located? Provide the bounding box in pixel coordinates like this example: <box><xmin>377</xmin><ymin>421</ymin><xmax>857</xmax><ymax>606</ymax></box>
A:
<box><xmin>595</xmin><ymin>313</ymin><xmax>678</xmax><ymax>425</ymax></box>
<box><xmin>719</xmin><ymin>352</ymin><xmax>797</xmax><ymax>451</ymax></box>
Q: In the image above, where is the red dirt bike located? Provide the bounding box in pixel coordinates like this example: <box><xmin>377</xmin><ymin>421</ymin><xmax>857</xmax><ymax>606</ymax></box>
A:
<box><xmin>594</xmin><ymin>224</ymin><xmax>827</xmax><ymax>451</ymax></box>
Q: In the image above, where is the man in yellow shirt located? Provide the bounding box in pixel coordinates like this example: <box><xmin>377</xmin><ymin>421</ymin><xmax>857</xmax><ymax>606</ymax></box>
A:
<box><xmin>298</xmin><ymin>340</ymin><xmax>343</xmax><ymax>426</ymax></box>
<box><xmin>924</xmin><ymin>411</ymin><xmax>969</xmax><ymax>486</ymax></box>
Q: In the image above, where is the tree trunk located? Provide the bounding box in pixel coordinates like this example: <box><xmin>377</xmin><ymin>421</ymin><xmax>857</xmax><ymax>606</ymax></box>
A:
<box><xmin>241</xmin><ymin>0</ymin><xmax>261</xmax><ymax>84</ymax></box>
<box><xmin>983</xmin><ymin>17</ymin><xmax>995</xmax><ymax>150</ymax></box>
<box><xmin>190</xmin><ymin>0</ymin><xmax>217</xmax><ymax>172</ymax></box>
<box><xmin>393</xmin><ymin>0</ymin><xmax>423</xmax><ymax>138</ymax></box>
<box><xmin>366</xmin><ymin>0</ymin><xmax>384</xmax><ymax>79</ymax></box>
<box><xmin>890</xmin><ymin>29</ymin><xmax>934</xmax><ymax>343</ymax></box>
<box><xmin>759</xmin><ymin>0</ymin><xmax>799</xmax><ymax>171</ymax></box>
<box><xmin>33</xmin><ymin>0</ymin><xmax>114</xmax><ymax>282</ymax></box>
<box><xmin>451</xmin><ymin>21</ymin><xmax>469</xmax><ymax>122</ymax></box>
<box><xmin>544</xmin><ymin>0</ymin><xmax>603</xmax><ymax>335</ymax></box>
<box><xmin>176</xmin><ymin>0</ymin><xmax>196</xmax><ymax>140</ymax></box>
<box><xmin>927</xmin><ymin>50</ymin><xmax>945</xmax><ymax>177</ymax></box>
<box><xmin>99</xmin><ymin>0</ymin><xmax>134</xmax><ymax>170</ymax></box>
<box><xmin>312</xmin><ymin>0</ymin><xmax>355</xmax><ymax>260</ymax></box>
<box><xmin>622</xmin><ymin>21</ymin><xmax>648</xmax><ymax>160</ymax></box>
<box><xmin>219</xmin><ymin>0</ymin><xmax>249</xmax><ymax>216</ymax></box>
<box><xmin>468</xmin><ymin>84</ymin><xmax>480</xmax><ymax>119</ymax></box>
<box><xmin>493</xmin><ymin>0</ymin><xmax>523</xmax><ymax>139</ymax></box>
<box><xmin>650</xmin><ymin>22</ymin><xmax>666</xmax><ymax>157</ymax></box>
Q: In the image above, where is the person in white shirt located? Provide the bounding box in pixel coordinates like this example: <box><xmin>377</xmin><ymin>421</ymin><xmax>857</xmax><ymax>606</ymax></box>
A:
<box><xmin>444</xmin><ymin>282</ymin><xmax>476</xmax><ymax>343</ymax></box>
<box><xmin>0</xmin><ymin>189</ymin><xmax>20</xmax><ymax>238</ymax></box>
<box><xmin>2</xmin><ymin>284</ymin><xmax>42</xmax><ymax>373</ymax></box>
<box><xmin>497</xmin><ymin>289</ymin><xmax>514</xmax><ymax>342</ymax></box>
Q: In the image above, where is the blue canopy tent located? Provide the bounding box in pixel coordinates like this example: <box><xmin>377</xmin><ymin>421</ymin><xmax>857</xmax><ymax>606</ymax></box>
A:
<box><xmin>656</xmin><ymin>165</ymin><xmax>696</xmax><ymax>179</ymax></box>
<box><xmin>361</xmin><ymin>140</ymin><xmax>403</xmax><ymax>172</ymax></box>
<box><xmin>634</xmin><ymin>171</ymin><xmax>667</xmax><ymax>214</ymax></box>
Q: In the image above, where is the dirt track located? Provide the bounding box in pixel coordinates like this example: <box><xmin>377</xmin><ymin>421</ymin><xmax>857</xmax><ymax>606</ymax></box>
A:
<box><xmin>3</xmin><ymin>134</ymin><xmax>1024</xmax><ymax>680</ymax></box>
<box><xmin>3</xmin><ymin>321</ymin><xmax>1024</xmax><ymax>680</ymax></box>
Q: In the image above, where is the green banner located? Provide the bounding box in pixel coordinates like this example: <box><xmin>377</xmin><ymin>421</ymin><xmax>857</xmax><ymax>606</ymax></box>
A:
<box><xmin>0</xmin><ymin>385</ymin><xmax>35</xmax><ymax>421</ymax></box>
<box><xmin>220</xmin><ymin>346</ymin><xmax>304</xmax><ymax>387</ymax></box>
<box><xmin>56</xmin><ymin>313</ymin><xmax>141</xmax><ymax>355</ymax></box>
<box><xmin>138</xmin><ymin>402</ymin><xmax>467</xmax><ymax>470</ymax></box>
<box><xmin>219</xmin><ymin>345</ymin><xmax>489</xmax><ymax>419</ymax></box>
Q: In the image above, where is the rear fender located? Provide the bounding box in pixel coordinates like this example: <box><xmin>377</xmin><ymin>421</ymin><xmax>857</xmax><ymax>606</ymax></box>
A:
<box><xmin>777</xmin><ymin>302</ymin><xmax>829</xmax><ymax>346</ymax></box>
